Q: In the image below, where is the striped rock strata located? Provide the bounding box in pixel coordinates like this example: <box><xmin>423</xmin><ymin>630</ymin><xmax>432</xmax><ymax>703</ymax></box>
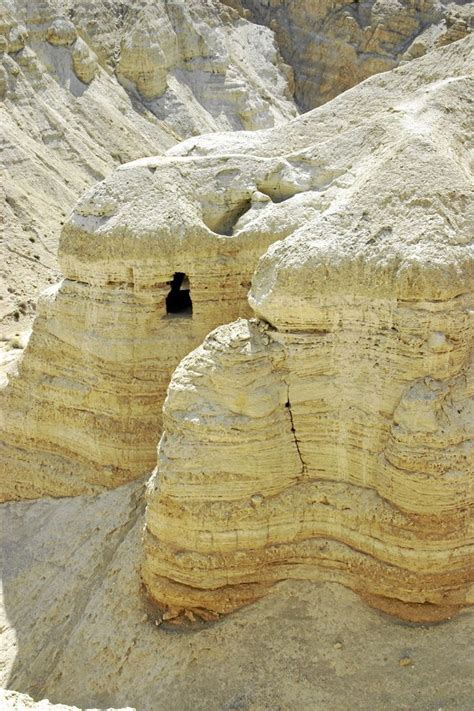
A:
<box><xmin>142</xmin><ymin>38</ymin><xmax>474</xmax><ymax>623</ymax></box>
<box><xmin>1</xmin><ymin>0</ymin><xmax>296</xmax><ymax>334</ymax></box>
<box><xmin>1</xmin><ymin>36</ymin><xmax>472</xmax><ymax>505</ymax></box>
<box><xmin>225</xmin><ymin>0</ymin><xmax>473</xmax><ymax>110</ymax></box>
<box><xmin>0</xmin><ymin>153</ymin><xmax>307</xmax><ymax>500</ymax></box>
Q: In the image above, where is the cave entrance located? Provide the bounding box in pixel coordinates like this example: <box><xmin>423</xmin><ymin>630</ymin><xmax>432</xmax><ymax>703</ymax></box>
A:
<box><xmin>166</xmin><ymin>272</ymin><xmax>192</xmax><ymax>317</ymax></box>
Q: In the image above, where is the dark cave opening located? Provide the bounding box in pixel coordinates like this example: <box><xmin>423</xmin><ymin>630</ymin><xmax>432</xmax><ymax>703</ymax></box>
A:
<box><xmin>165</xmin><ymin>272</ymin><xmax>192</xmax><ymax>317</ymax></box>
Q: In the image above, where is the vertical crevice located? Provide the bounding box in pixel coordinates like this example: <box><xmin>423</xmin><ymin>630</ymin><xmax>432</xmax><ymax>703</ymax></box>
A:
<box><xmin>285</xmin><ymin>384</ymin><xmax>305</xmax><ymax>475</ymax></box>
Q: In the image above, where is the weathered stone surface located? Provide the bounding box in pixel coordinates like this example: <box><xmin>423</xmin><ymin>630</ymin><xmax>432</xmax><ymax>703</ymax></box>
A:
<box><xmin>71</xmin><ymin>37</ymin><xmax>97</xmax><ymax>85</ymax></box>
<box><xmin>1</xmin><ymin>35</ymin><xmax>472</xmax><ymax>504</ymax></box>
<box><xmin>1</xmin><ymin>5</ymin><xmax>472</xmax><ymax>709</ymax></box>
<box><xmin>0</xmin><ymin>149</ymin><xmax>312</xmax><ymax>499</ymax></box>
<box><xmin>225</xmin><ymin>0</ymin><xmax>473</xmax><ymax>110</ymax></box>
<box><xmin>46</xmin><ymin>18</ymin><xmax>77</xmax><ymax>47</ymax></box>
<box><xmin>0</xmin><ymin>62</ymin><xmax>7</xmax><ymax>97</ymax></box>
<box><xmin>142</xmin><ymin>36</ymin><xmax>474</xmax><ymax>623</ymax></box>
<box><xmin>3</xmin><ymin>0</ymin><xmax>470</xmax><ymax>335</ymax></box>
<box><xmin>115</xmin><ymin>8</ymin><xmax>176</xmax><ymax>100</ymax></box>
<box><xmin>0</xmin><ymin>0</ymin><xmax>296</xmax><ymax>336</ymax></box>
<box><xmin>1</xmin><ymin>482</ymin><xmax>473</xmax><ymax>710</ymax></box>
<box><xmin>112</xmin><ymin>0</ymin><xmax>295</xmax><ymax>130</ymax></box>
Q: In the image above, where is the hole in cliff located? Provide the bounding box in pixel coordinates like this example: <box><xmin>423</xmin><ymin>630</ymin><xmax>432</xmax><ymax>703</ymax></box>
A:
<box><xmin>166</xmin><ymin>272</ymin><xmax>192</xmax><ymax>318</ymax></box>
<box><xmin>202</xmin><ymin>198</ymin><xmax>252</xmax><ymax>236</ymax></box>
<box><xmin>256</xmin><ymin>169</ymin><xmax>303</xmax><ymax>204</ymax></box>
<box><xmin>257</xmin><ymin>185</ymin><xmax>297</xmax><ymax>204</ymax></box>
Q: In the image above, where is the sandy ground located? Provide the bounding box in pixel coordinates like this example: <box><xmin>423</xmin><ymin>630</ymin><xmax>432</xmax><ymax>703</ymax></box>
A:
<box><xmin>1</xmin><ymin>480</ymin><xmax>472</xmax><ymax>711</ymax></box>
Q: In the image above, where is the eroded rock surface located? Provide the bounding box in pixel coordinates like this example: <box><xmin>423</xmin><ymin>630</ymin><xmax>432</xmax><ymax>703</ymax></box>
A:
<box><xmin>0</xmin><ymin>0</ymin><xmax>296</xmax><ymax>334</ymax></box>
<box><xmin>1</xmin><ymin>7</ymin><xmax>473</xmax><ymax>710</ymax></box>
<box><xmin>226</xmin><ymin>0</ymin><xmax>473</xmax><ymax>110</ymax></box>
<box><xmin>0</xmin><ymin>689</ymin><xmax>133</xmax><ymax>710</ymax></box>
<box><xmin>2</xmin><ymin>0</ymin><xmax>471</xmax><ymax>335</ymax></box>
<box><xmin>142</xmin><ymin>36</ymin><xmax>473</xmax><ymax>623</ymax></box>
<box><xmin>3</xmin><ymin>0</ymin><xmax>473</xmax><ymax>339</ymax></box>
<box><xmin>0</xmin><ymin>150</ymin><xmax>316</xmax><ymax>499</ymax></box>
<box><xmin>1</xmin><ymin>35</ymin><xmax>472</xmax><ymax>504</ymax></box>
<box><xmin>1</xmin><ymin>482</ymin><xmax>473</xmax><ymax>710</ymax></box>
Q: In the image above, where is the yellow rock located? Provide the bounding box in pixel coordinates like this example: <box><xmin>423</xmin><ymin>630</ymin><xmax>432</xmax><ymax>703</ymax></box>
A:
<box><xmin>142</xmin><ymin>36</ymin><xmax>474</xmax><ymax>623</ymax></box>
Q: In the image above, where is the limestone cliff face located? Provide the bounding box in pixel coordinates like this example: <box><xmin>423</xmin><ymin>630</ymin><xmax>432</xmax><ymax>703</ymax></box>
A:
<box><xmin>142</xmin><ymin>36</ymin><xmax>473</xmax><ymax>624</ymax></box>
<box><xmin>225</xmin><ymin>0</ymin><xmax>473</xmax><ymax>110</ymax></box>
<box><xmin>1</xmin><ymin>35</ymin><xmax>472</xmax><ymax>506</ymax></box>
<box><xmin>2</xmin><ymin>0</ymin><xmax>471</xmax><ymax>335</ymax></box>
<box><xmin>114</xmin><ymin>0</ymin><xmax>296</xmax><ymax>132</ymax></box>
<box><xmin>0</xmin><ymin>0</ymin><xmax>296</xmax><ymax>334</ymax></box>
<box><xmin>0</xmin><ymin>150</ymin><xmax>316</xmax><ymax>499</ymax></box>
<box><xmin>3</xmin><ymin>482</ymin><xmax>472</xmax><ymax>709</ymax></box>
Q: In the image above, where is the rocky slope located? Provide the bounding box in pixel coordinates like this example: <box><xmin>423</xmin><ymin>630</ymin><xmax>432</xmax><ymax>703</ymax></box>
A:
<box><xmin>225</xmin><ymin>0</ymin><xmax>473</xmax><ymax>109</ymax></box>
<box><xmin>2</xmin><ymin>480</ymin><xmax>473</xmax><ymax>710</ymax></box>
<box><xmin>2</xmin><ymin>0</ymin><xmax>472</xmax><ymax>339</ymax></box>
<box><xmin>1</xmin><ymin>34</ymin><xmax>472</xmax><ymax>507</ymax></box>
<box><xmin>0</xmin><ymin>9</ymin><xmax>473</xmax><ymax>711</ymax></box>
<box><xmin>0</xmin><ymin>0</ymin><xmax>296</xmax><ymax>335</ymax></box>
<box><xmin>142</xmin><ymin>35</ymin><xmax>473</xmax><ymax>623</ymax></box>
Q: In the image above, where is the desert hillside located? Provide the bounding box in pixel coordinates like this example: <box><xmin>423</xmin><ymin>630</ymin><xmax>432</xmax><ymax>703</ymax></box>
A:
<box><xmin>226</xmin><ymin>0</ymin><xmax>473</xmax><ymax>108</ymax></box>
<box><xmin>1</xmin><ymin>0</ymin><xmax>471</xmax><ymax>336</ymax></box>
<box><xmin>0</xmin><ymin>3</ymin><xmax>473</xmax><ymax>711</ymax></box>
<box><xmin>2</xmin><ymin>479</ymin><xmax>472</xmax><ymax>710</ymax></box>
<box><xmin>0</xmin><ymin>0</ymin><xmax>297</xmax><ymax>335</ymax></box>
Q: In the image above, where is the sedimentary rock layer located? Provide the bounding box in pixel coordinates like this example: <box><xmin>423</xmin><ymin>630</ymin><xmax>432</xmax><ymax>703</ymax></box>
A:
<box><xmin>1</xmin><ymin>36</ymin><xmax>472</xmax><ymax>503</ymax></box>
<box><xmin>0</xmin><ymin>0</ymin><xmax>296</xmax><ymax>333</ymax></box>
<box><xmin>3</xmin><ymin>483</ymin><xmax>472</xmax><ymax>709</ymax></box>
<box><xmin>142</xmin><ymin>36</ymin><xmax>473</xmax><ymax>623</ymax></box>
<box><xmin>0</xmin><ymin>150</ymin><xmax>320</xmax><ymax>499</ymax></box>
<box><xmin>226</xmin><ymin>0</ymin><xmax>473</xmax><ymax>110</ymax></box>
<box><xmin>3</xmin><ymin>1</ymin><xmax>472</xmax><ymax>335</ymax></box>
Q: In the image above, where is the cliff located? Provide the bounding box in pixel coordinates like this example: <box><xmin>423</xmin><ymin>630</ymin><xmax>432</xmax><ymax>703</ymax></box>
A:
<box><xmin>142</xmin><ymin>35</ymin><xmax>473</xmax><ymax>623</ymax></box>
<box><xmin>0</xmin><ymin>0</ymin><xmax>296</xmax><ymax>334</ymax></box>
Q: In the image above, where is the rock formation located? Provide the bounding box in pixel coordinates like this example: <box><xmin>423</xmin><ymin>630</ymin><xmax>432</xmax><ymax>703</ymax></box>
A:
<box><xmin>3</xmin><ymin>478</ymin><xmax>472</xmax><ymax>709</ymax></box>
<box><xmin>0</xmin><ymin>147</ymin><xmax>317</xmax><ymax>499</ymax></box>
<box><xmin>1</xmin><ymin>31</ymin><xmax>472</xmax><ymax>510</ymax></box>
<box><xmin>225</xmin><ymin>0</ymin><xmax>473</xmax><ymax>110</ymax></box>
<box><xmin>0</xmin><ymin>0</ymin><xmax>296</xmax><ymax>334</ymax></box>
<box><xmin>0</xmin><ymin>18</ymin><xmax>473</xmax><ymax>711</ymax></box>
<box><xmin>2</xmin><ymin>0</ymin><xmax>471</xmax><ymax>336</ymax></box>
<box><xmin>142</xmin><ymin>35</ymin><xmax>473</xmax><ymax>624</ymax></box>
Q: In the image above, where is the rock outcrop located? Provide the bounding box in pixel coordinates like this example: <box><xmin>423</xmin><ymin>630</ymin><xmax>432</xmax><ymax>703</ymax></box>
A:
<box><xmin>2</xmin><ymin>0</ymin><xmax>471</xmax><ymax>335</ymax></box>
<box><xmin>3</xmin><ymin>480</ymin><xmax>472</xmax><ymax>710</ymax></box>
<box><xmin>1</xmin><ymin>7</ymin><xmax>473</xmax><ymax>709</ymax></box>
<box><xmin>0</xmin><ymin>149</ymin><xmax>316</xmax><ymax>499</ymax></box>
<box><xmin>1</xmin><ymin>34</ymin><xmax>472</xmax><ymax>507</ymax></box>
<box><xmin>0</xmin><ymin>0</ymin><xmax>296</xmax><ymax>334</ymax></box>
<box><xmin>225</xmin><ymin>0</ymin><xmax>473</xmax><ymax>110</ymax></box>
<box><xmin>142</xmin><ymin>36</ymin><xmax>473</xmax><ymax>624</ymax></box>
